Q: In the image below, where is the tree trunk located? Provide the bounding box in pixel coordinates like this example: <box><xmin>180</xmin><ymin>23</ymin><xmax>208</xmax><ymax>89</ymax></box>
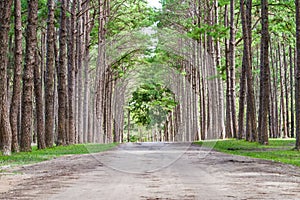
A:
<box><xmin>57</xmin><ymin>0</ymin><xmax>68</xmax><ymax>146</ymax></box>
<box><xmin>278</xmin><ymin>44</ymin><xmax>288</xmax><ymax>138</ymax></box>
<box><xmin>127</xmin><ymin>110</ymin><xmax>130</xmax><ymax>142</ymax></box>
<box><xmin>45</xmin><ymin>0</ymin><xmax>56</xmax><ymax>148</ymax></box>
<box><xmin>269</xmin><ymin>42</ymin><xmax>276</xmax><ymax>138</ymax></box>
<box><xmin>258</xmin><ymin>0</ymin><xmax>269</xmax><ymax>144</ymax></box>
<box><xmin>21</xmin><ymin>0</ymin><xmax>39</xmax><ymax>152</ymax></box>
<box><xmin>34</xmin><ymin>49</ymin><xmax>46</xmax><ymax>149</ymax></box>
<box><xmin>77</xmin><ymin>0</ymin><xmax>84</xmax><ymax>144</ymax></box>
<box><xmin>295</xmin><ymin>0</ymin><xmax>300</xmax><ymax>150</ymax></box>
<box><xmin>240</xmin><ymin>0</ymin><xmax>257</xmax><ymax>142</ymax></box>
<box><xmin>83</xmin><ymin>0</ymin><xmax>91</xmax><ymax>143</ymax></box>
<box><xmin>95</xmin><ymin>0</ymin><xmax>106</xmax><ymax>143</ymax></box>
<box><xmin>229</xmin><ymin>0</ymin><xmax>237</xmax><ymax>138</ymax></box>
<box><xmin>283</xmin><ymin>41</ymin><xmax>290</xmax><ymax>137</ymax></box>
<box><xmin>67</xmin><ymin>0</ymin><xmax>77</xmax><ymax>145</ymax></box>
<box><xmin>224</xmin><ymin>4</ymin><xmax>232</xmax><ymax>138</ymax></box>
<box><xmin>290</xmin><ymin>46</ymin><xmax>295</xmax><ymax>138</ymax></box>
<box><xmin>0</xmin><ymin>0</ymin><xmax>13</xmax><ymax>155</ymax></box>
<box><xmin>10</xmin><ymin>0</ymin><xmax>22</xmax><ymax>153</ymax></box>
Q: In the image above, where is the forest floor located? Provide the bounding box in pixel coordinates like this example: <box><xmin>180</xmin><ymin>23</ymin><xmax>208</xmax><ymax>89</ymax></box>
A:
<box><xmin>1</xmin><ymin>142</ymin><xmax>300</xmax><ymax>200</ymax></box>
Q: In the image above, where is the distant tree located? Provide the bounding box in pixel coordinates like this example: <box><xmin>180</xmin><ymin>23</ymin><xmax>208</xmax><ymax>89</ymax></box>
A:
<box><xmin>129</xmin><ymin>83</ymin><xmax>177</xmax><ymax>128</ymax></box>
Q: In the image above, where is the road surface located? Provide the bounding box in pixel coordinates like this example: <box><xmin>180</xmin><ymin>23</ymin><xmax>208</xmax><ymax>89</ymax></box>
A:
<box><xmin>1</xmin><ymin>142</ymin><xmax>300</xmax><ymax>200</ymax></box>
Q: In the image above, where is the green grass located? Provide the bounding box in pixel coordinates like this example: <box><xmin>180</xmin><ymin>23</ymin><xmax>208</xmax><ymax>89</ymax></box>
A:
<box><xmin>194</xmin><ymin>139</ymin><xmax>300</xmax><ymax>167</ymax></box>
<box><xmin>0</xmin><ymin>143</ymin><xmax>118</xmax><ymax>167</ymax></box>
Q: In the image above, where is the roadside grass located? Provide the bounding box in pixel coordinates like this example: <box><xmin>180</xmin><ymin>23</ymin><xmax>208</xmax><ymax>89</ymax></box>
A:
<box><xmin>194</xmin><ymin>139</ymin><xmax>300</xmax><ymax>167</ymax></box>
<box><xmin>0</xmin><ymin>143</ymin><xmax>117</xmax><ymax>167</ymax></box>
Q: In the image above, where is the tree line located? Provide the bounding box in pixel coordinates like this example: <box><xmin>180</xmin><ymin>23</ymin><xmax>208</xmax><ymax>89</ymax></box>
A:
<box><xmin>0</xmin><ymin>0</ymin><xmax>152</xmax><ymax>155</ymax></box>
<box><xmin>157</xmin><ymin>0</ymin><xmax>300</xmax><ymax>149</ymax></box>
<box><xmin>1</xmin><ymin>0</ymin><xmax>300</xmax><ymax>156</ymax></box>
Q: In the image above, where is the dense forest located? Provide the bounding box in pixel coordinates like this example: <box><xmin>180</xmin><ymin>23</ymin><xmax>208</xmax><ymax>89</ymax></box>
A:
<box><xmin>0</xmin><ymin>0</ymin><xmax>300</xmax><ymax>156</ymax></box>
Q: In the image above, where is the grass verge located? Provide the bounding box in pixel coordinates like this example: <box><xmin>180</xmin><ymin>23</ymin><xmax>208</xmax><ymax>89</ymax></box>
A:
<box><xmin>194</xmin><ymin>139</ymin><xmax>300</xmax><ymax>167</ymax></box>
<box><xmin>0</xmin><ymin>143</ymin><xmax>118</xmax><ymax>167</ymax></box>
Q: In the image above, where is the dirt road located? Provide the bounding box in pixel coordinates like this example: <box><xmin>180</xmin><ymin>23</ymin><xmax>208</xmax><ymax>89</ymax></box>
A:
<box><xmin>1</xmin><ymin>142</ymin><xmax>300</xmax><ymax>200</ymax></box>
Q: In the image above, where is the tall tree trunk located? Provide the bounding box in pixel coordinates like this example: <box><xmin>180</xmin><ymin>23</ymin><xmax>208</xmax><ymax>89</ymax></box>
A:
<box><xmin>258</xmin><ymin>0</ymin><xmax>269</xmax><ymax>144</ymax></box>
<box><xmin>295</xmin><ymin>0</ymin><xmax>300</xmax><ymax>150</ymax></box>
<box><xmin>34</xmin><ymin>49</ymin><xmax>46</xmax><ymax>149</ymax></box>
<box><xmin>290</xmin><ymin>46</ymin><xmax>295</xmax><ymax>138</ymax></box>
<box><xmin>283</xmin><ymin>41</ymin><xmax>290</xmax><ymax>137</ymax></box>
<box><xmin>238</xmin><ymin>53</ymin><xmax>247</xmax><ymax>140</ymax></box>
<box><xmin>238</xmin><ymin>0</ymin><xmax>252</xmax><ymax>140</ymax></box>
<box><xmin>225</xmin><ymin>5</ymin><xmax>232</xmax><ymax>138</ymax></box>
<box><xmin>269</xmin><ymin>42</ymin><xmax>276</xmax><ymax>138</ymax></box>
<box><xmin>229</xmin><ymin>0</ymin><xmax>237</xmax><ymax>138</ymax></box>
<box><xmin>77</xmin><ymin>0</ymin><xmax>84</xmax><ymax>144</ymax></box>
<box><xmin>67</xmin><ymin>0</ymin><xmax>77</xmax><ymax>145</ymax></box>
<box><xmin>278</xmin><ymin>44</ymin><xmax>288</xmax><ymax>138</ymax></box>
<box><xmin>105</xmin><ymin>73</ymin><xmax>113</xmax><ymax>143</ymax></box>
<box><xmin>0</xmin><ymin>0</ymin><xmax>13</xmax><ymax>155</ymax></box>
<box><xmin>10</xmin><ymin>0</ymin><xmax>22</xmax><ymax>153</ymax></box>
<box><xmin>240</xmin><ymin>0</ymin><xmax>257</xmax><ymax>142</ymax></box>
<box><xmin>83</xmin><ymin>1</ymin><xmax>91</xmax><ymax>143</ymax></box>
<box><xmin>45</xmin><ymin>0</ymin><xmax>56</xmax><ymax>148</ymax></box>
<box><xmin>96</xmin><ymin>0</ymin><xmax>106</xmax><ymax>143</ymax></box>
<box><xmin>271</xmin><ymin>42</ymin><xmax>279</xmax><ymax>138</ymax></box>
<box><xmin>21</xmin><ymin>0</ymin><xmax>39</xmax><ymax>152</ymax></box>
<box><xmin>214</xmin><ymin>0</ymin><xmax>225</xmax><ymax>139</ymax></box>
<box><xmin>57</xmin><ymin>0</ymin><xmax>68</xmax><ymax>146</ymax></box>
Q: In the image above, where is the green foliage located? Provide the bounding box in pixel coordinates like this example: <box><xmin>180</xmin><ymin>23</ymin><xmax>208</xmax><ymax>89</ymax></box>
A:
<box><xmin>129</xmin><ymin>135</ymin><xmax>139</xmax><ymax>142</ymax></box>
<box><xmin>153</xmin><ymin>48</ymin><xmax>184</xmax><ymax>70</ymax></box>
<box><xmin>129</xmin><ymin>82</ymin><xmax>177</xmax><ymax>126</ymax></box>
<box><xmin>0</xmin><ymin>144</ymin><xmax>117</xmax><ymax>167</ymax></box>
<box><xmin>218</xmin><ymin>0</ymin><xmax>230</xmax><ymax>6</ymax></box>
<box><xmin>106</xmin><ymin>0</ymin><xmax>156</xmax><ymax>37</ymax></box>
<box><xmin>188</xmin><ymin>24</ymin><xmax>229</xmax><ymax>41</ymax></box>
<box><xmin>195</xmin><ymin>139</ymin><xmax>300</xmax><ymax>167</ymax></box>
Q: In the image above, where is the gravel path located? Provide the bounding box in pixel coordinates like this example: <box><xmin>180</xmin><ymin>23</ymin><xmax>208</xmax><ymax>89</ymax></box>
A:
<box><xmin>1</xmin><ymin>142</ymin><xmax>300</xmax><ymax>200</ymax></box>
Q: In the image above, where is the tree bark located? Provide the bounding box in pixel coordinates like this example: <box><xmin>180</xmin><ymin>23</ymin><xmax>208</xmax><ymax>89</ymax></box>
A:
<box><xmin>34</xmin><ymin>49</ymin><xmax>46</xmax><ymax>149</ymax></box>
<box><xmin>0</xmin><ymin>0</ymin><xmax>13</xmax><ymax>155</ymax></box>
<box><xmin>45</xmin><ymin>0</ymin><xmax>56</xmax><ymax>147</ymax></box>
<box><xmin>57</xmin><ymin>0</ymin><xmax>68</xmax><ymax>146</ymax></box>
<box><xmin>229</xmin><ymin>0</ymin><xmax>237</xmax><ymax>138</ymax></box>
<box><xmin>67</xmin><ymin>0</ymin><xmax>77</xmax><ymax>145</ymax></box>
<box><xmin>224</xmin><ymin>5</ymin><xmax>232</xmax><ymax>138</ymax></box>
<box><xmin>76</xmin><ymin>0</ymin><xmax>84</xmax><ymax>144</ymax></box>
<box><xmin>295</xmin><ymin>0</ymin><xmax>300</xmax><ymax>150</ymax></box>
<box><xmin>83</xmin><ymin>0</ymin><xmax>91</xmax><ymax>143</ymax></box>
<box><xmin>283</xmin><ymin>41</ymin><xmax>290</xmax><ymax>137</ymax></box>
<box><xmin>21</xmin><ymin>0</ymin><xmax>39</xmax><ymax>152</ymax></box>
<box><xmin>258</xmin><ymin>0</ymin><xmax>269</xmax><ymax>144</ymax></box>
<box><xmin>278</xmin><ymin>44</ymin><xmax>288</xmax><ymax>138</ymax></box>
<box><xmin>240</xmin><ymin>0</ymin><xmax>257</xmax><ymax>142</ymax></box>
<box><xmin>10</xmin><ymin>0</ymin><xmax>22</xmax><ymax>153</ymax></box>
<box><xmin>290</xmin><ymin>46</ymin><xmax>295</xmax><ymax>138</ymax></box>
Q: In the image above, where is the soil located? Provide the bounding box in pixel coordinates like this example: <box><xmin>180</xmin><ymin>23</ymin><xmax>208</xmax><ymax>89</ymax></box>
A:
<box><xmin>1</xmin><ymin>142</ymin><xmax>300</xmax><ymax>200</ymax></box>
